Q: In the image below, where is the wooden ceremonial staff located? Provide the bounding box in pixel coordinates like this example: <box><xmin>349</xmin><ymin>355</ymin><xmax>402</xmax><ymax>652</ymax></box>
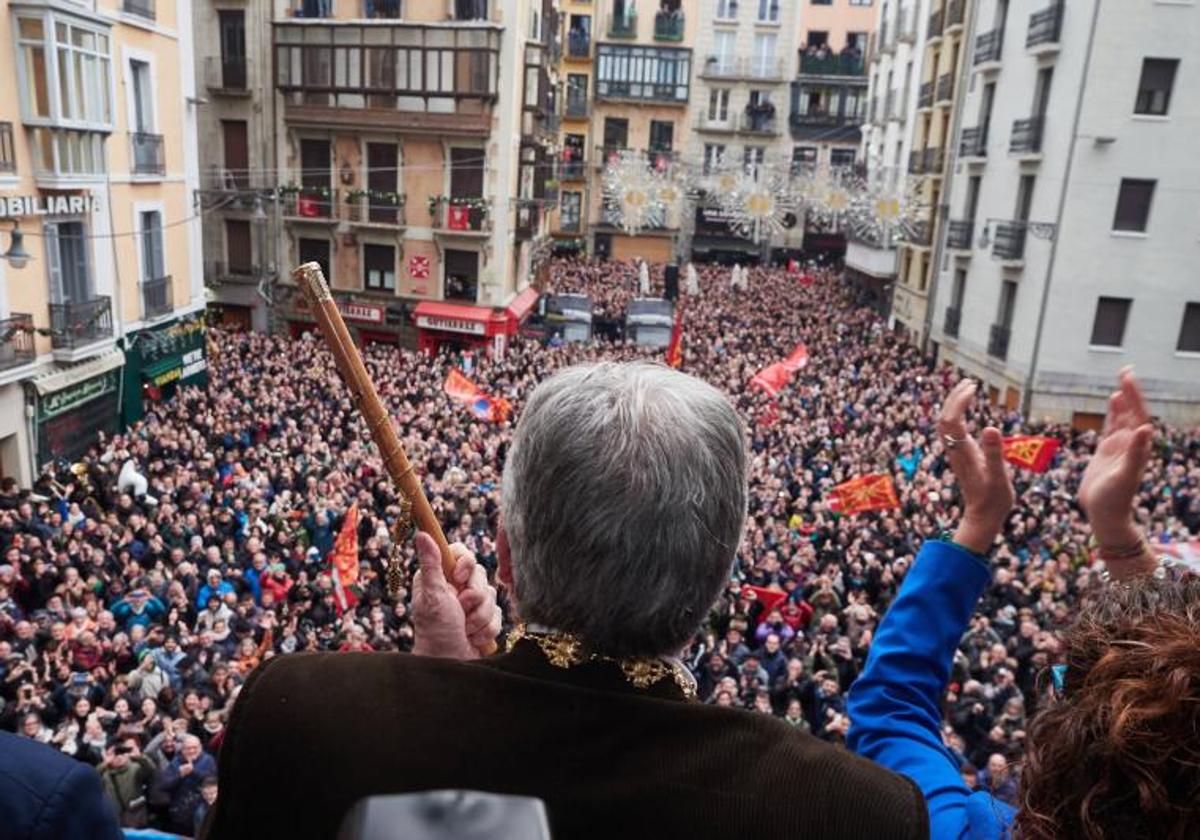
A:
<box><xmin>293</xmin><ymin>261</ymin><xmax>497</xmax><ymax>656</ymax></box>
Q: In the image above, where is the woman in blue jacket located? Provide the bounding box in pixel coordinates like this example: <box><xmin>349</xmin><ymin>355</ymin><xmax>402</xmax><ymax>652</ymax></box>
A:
<box><xmin>849</xmin><ymin>371</ymin><xmax>1200</xmax><ymax>839</ymax></box>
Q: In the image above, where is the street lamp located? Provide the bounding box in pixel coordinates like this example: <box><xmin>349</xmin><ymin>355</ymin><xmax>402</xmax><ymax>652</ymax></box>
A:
<box><xmin>2</xmin><ymin>221</ymin><xmax>31</xmax><ymax>269</ymax></box>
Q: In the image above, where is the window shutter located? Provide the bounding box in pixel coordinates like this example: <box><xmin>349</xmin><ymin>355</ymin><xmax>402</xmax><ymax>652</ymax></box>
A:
<box><xmin>45</xmin><ymin>222</ymin><xmax>64</xmax><ymax>303</ymax></box>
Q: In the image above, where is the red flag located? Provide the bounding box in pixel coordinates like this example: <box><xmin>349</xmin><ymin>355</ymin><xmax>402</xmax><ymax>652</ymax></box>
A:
<box><xmin>757</xmin><ymin>402</ymin><xmax>779</xmax><ymax>428</ymax></box>
<box><xmin>1152</xmin><ymin>539</ymin><xmax>1200</xmax><ymax>573</ymax></box>
<box><xmin>297</xmin><ymin>195</ymin><xmax>319</xmax><ymax>218</ymax></box>
<box><xmin>750</xmin><ymin>362</ymin><xmax>792</xmax><ymax>396</ymax></box>
<box><xmin>799</xmin><ymin>274</ymin><xmax>816</xmax><ymax>287</ymax></box>
<box><xmin>329</xmin><ymin>503</ymin><xmax>360</xmax><ymax>615</ymax></box>
<box><xmin>443</xmin><ymin>368</ymin><xmax>481</xmax><ymax>404</ymax></box>
<box><xmin>665</xmin><ymin>307</ymin><xmax>683</xmax><ymax>369</ymax></box>
<box><xmin>447</xmin><ymin>204</ymin><xmax>470</xmax><ymax>230</ymax></box>
<box><xmin>1002</xmin><ymin>436</ymin><xmax>1060</xmax><ymax>473</ymax></box>
<box><xmin>444</xmin><ymin>369</ymin><xmax>509</xmax><ymax>424</ymax></box>
<box><xmin>743</xmin><ymin>585</ymin><xmax>788</xmax><ymax>620</ymax></box>
<box><xmin>782</xmin><ymin>344</ymin><xmax>808</xmax><ymax>372</ymax></box>
<box><xmin>832</xmin><ymin>474</ymin><xmax>900</xmax><ymax>515</ymax></box>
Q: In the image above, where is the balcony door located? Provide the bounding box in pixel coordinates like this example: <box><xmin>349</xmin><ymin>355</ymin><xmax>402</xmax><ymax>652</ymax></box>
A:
<box><xmin>602</xmin><ymin>118</ymin><xmax>628</xmax><ymax>151</ymax></box>
<box><xmin>449</xmin><ymin>147</ymin><xmax>484</xmax><ymax>198</ymax></box>
<box><xmin>997</xmin><ymin>279</ymin><xmax>1017</xmax><ymax>331</ymax></box>
<box><xmin>444</xmin><ymin>249</ymin><xmax>479</xmax><ymax>302</ymax></box>
<box><xmin>1015</xmin><ymin>174</ymin><xmax>1035</xmax><ymax>222</ymax></box>
<box><xmin>219</xmin><ymin>10</ymin><xmax>246</xmax><ymax>89</ymax></box>
<box><xmin>45</xmin><ymin>221</ymin><xmax>92</xmax><ymax>304</ymax></box>
<box><xmin>712</xmin><ymin>31</ymin><xmax>736</xmax><ymax>74</ymax></box>
<box><xmin>366</xmin><ymin>142</ymin><xmax>399</xmax><ymax>223</ymax></box>
<box><xmin>300</xmin><ymin>139</ymin><xmax>332</xmax><ymax>215</ymax></box>
<box><xmin>140</xmin><ymin>211</ymin><xmax>165</xmax><ymax>283</ymax></box>
<box><xmin>1033</xmin><ymin>67</ymin><xmax>1053</xmax><ymax>117</ymax></box>
<box><xmin>222</xmin><ymin>120</ymin><xmax>249</xmax><ymax>188</ymax></box>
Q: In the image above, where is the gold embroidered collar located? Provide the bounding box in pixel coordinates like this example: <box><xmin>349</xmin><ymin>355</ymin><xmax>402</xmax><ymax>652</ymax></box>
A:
<box><xmin>507</xmin><ymin>623</ymin><xmax>697</xmax><ymax>700</ymax></box>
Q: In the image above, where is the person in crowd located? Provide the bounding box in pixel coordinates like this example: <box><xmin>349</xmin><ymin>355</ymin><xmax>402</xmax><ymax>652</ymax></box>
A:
<box><xmin>849</xmin><ymin>371</ymin><xmax>1200</xmax><ymax>838</ymax></box>
<box><xmin>205</xmin><ymin>362</ymin><xmax>927</xmax><ymax>839</ymax></box>
<box><xmin>99</xmin><ymin>734</ymin><xmax>158</xmax><ymax>828</ymax></box>
<box><xmin>159</xmin><ymin>733</ymin><xmax>217</xmax><ymax>834</ymax></box>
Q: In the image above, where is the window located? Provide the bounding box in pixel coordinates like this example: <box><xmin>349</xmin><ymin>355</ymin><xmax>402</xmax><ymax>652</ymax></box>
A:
<box><xmin>45</xmin><ymin>221</ymin><xmax>92</xmax><ymax>303</ymax></box>
<box><xmin>140</xmin><ymin>211</ymin><xmax>165</xmax><ymax>282</ymax></box>
<box><xmin>366</xmin><ymin>0</ymin><xmax>401</xmax><ymax>18</ymax></box>
<box><xmin>712</xmin><ymin>31</ymin><xmax>736</xmax><ymax>74</ymax></box>
<box><xmin>1090</xmin><ymin>297</ymin><xmax>1131</xmax><ymax>348</ymax></box>
<box><xmin>1134</xmin><ymin>58</ymin><xmax>1178</xmax><ymax>116</ymax></box>
<box><xmin>752</xmin><ymin>33</ymin><xmax>777</xmax><ymax>75</ymax></box>
<box><xmin>649</xmin><ymin>120</ymin><xmax>674</xmax><ymax>151</ymax></box>
<box><xmin>716</xmin><ymin>0</ymin><xmax>738</xmax><ymax>20</ymax></box>
<box><xmin>1112</xmin><ymin>178</ymin><xmax>1155</xmax><ymax>232</ymax></box>
<box><xmin>130</xmin><ymin>60</ymin><xmax>153</xmax><ymax>132</ymax></box>
<box><xmin>298</xmin><ymin>238</ymin><xmax>331</xmax><ymax>285</ymax></box>
<box><xmin>560</xmin><ymin>191</ymin><xmax>582</xmax><ymax>232</ymax></box>
<box><xmin>708</xmin><ymin>88</ymin><xmax>730</xmax><ymax>121</ymax></box>
<box><xmin>222</xmin><ymin>120</ymin><xmax>249</xmax><ymax>187</ymax></box>
<box><xmin>226</xmin><ymin>220</ymin><xmax>252</xmax><ymax>275</ymax></box>
<box><xmin>1177</xmin><ymin>303</ymin><xmax>1200</xmax><ymax>353</ymax></box>
<box><xmin>594</xmin><ymin>44</ymin><xmax>691</xmax><ymax>103</ymax></box>
<box><xmin>951</xmin><ymin>268</ymin><xmax>966</xmax><ymax>308</ymax></box>
<box><xmin>603</xmin><ymin>118</ymin><xmax>629</xmax><ymax>149</ymax></box>
<box><xmin>850</xmin><ymin>0</ymin><xmax>873</xmax><ymax>5</ymax></box>
<box><xmin>218</xmin><ymin>11</ymin><xmax>246</xmax><ymax>89</ymax></box>
<box><xmin>830</xmin><ymin>148</ymin><xmax>856</xmax><ymax>167</ymax></box>
<box><xmin>363</xmin><ymin>244</ymin><xmax>396</xmax><ymax>291</ymax></box>
<box><xmin>812</xmin><ymin>0</ymin><xmax>833</xmax><ymax>5</ymax></box>
<box><xmin>566</xmin><ymin>74</ymin><xmax>588</xmax><ymax>114</ymax></box>
<box><xmin>997</xmin><ymin>279</ymin><xmax>1017</xmax><ymax>329</ymax></box>
<box><xmin>704</xmin><ymin>143</ymin><xmax>726</xmax><ymax>173</ymax></box>
<box><xmin>366</xmin><ymin>143</ymin><xmax>400</xmax><ymax>223</ymax></box>
<box><xmin>743</xmin><ymin>145</ymin><xmax>766</xmax><ymax>171</ymax></box>
<box><xmin>791</xmin><ymin>145</ymin><xmax>817</xmax><ymax>171</ymax></box>
<box><xmin>757</xmin><ymin>0</ymin><xmax>780</xmax><ymax>22</ymax></box>
<box><xmin>16</xmin><ymin>15</ymin><xmax>113</xmax><ymax>128</ymax></box>
<box><xmin>444</xmin><ymin>249</ymin><xmax>479</xmax><ymax>302</ymax></box>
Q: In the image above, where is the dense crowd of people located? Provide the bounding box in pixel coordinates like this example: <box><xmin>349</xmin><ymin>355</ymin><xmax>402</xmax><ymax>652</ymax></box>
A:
<box><xmin>1</xmin><ymin>256</ymin><xmax>1196</xmax><ymax>834</ymax></box>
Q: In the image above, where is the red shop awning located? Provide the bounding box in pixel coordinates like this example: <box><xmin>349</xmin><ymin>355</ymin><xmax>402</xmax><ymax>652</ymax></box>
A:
<box><xmin>412</xmin><ymin>301</ymin><xmax>507</xmax><ymax>337</ymax></box>
<box><xmin>505</xmin><ymin>286</ymin><xmax>540</xmax><ymax>323</ymax></box>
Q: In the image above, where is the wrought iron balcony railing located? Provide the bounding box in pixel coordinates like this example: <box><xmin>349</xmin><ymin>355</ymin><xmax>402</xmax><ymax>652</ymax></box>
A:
<box><xmin>928</xmin><ymin>8</ymin><xmax>944</xmax><ymax>39</ymax></box>
<box><xmin>567</xmin><ymin>30</ymin><xmax>591</xmax><ymax>58</ymax></box>
<box><xmin>608</xmin><ymin>11</ymin><xmax>638</xmax><ymax>38</ymax></box>
<box><xmin>946</xmin><ymin>220</ymin><xmax>974</xmax><ymax>250</ymax></box>
<box><xmin>1010</xmin><ymin>116</ymin><xmax>1044</xmax><ymax>154</ymax></box>
<box><xmin>960</xmin><ymin>125</ymin><xmax>987</xmax><ymax>157</ymax></box>
<box><xmin>936</xmin><ymin>73</ymin><xmax>954</xmax><ymax>103</ymax></box>
<box><xmin>141</xmin><ymin>275</ymin><xmax>173</xmax><ymax>320</ymax></box>
<box><xmin>131</xmin><ymin>133</ymin><xmax>165</xmax><ymax>175</ymax></box>
<box><xmin>992</xmin><ymin>222</ymin><xmax>1027</xmax><ymax>260</ymax></box>
<box><xmin>918</xmin><ymin>81</ymin><xmax>934</xmax><ymax>108</ymax></box>
<box><xmin>944</xmin><ymin>305</ymin><xmax>962</xmax><ymax>338</ymax></box>
<box><xmin>947</xmin><ymin>0</ymin><xmax>965</xmax><ymax>28</ymax></box>
<box><xmin>988</xmin><ymin>323</ymin><xmax>1011</xmax><ymax>359</ymax></box>
<box><xmin>0</xmin><ymin>314</ymin><xmax>35</xmax><ymax>372</ymax></box>
<box><xmin>123</xmin><ymin>0</ymin><xmax>154</xmax><ymax>19</ymax></box>
<box><xmin>49</xmin><ymin>297</ymin><xmax>113</xmax><ymax>350</ymax></box>
<box><xmin>1027</xmin><ymin>2</ymin><xmax>1064</xmax><ymax>48</ymax></box>
<box><xmin>975</xmin><ymin>29</ymin><xmax>1003</xmax><ymax>64</ymax></box>
<box><xmin>654</xmin><ymin>10</ymin><xmax>684</xmax><ymax>41</ymax></box>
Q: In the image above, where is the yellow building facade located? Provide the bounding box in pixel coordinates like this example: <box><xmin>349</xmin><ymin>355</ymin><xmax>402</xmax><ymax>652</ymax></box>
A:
<box><xmin>0</xmin><ymin>0</ymin><xmax>203</xmax><ymax>484</ymax></box>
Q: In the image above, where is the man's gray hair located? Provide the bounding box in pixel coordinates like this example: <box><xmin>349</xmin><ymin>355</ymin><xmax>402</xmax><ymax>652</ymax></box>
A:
<box><xmin>502</xmin><ymin>362</ymin><xmax>747</xmax><ymax>657</ymax></box>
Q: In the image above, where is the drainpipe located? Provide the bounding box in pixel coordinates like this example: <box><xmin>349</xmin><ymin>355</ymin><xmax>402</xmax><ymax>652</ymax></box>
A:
<box><xmin>1022</xmin><ymin>0</ymin><xmax>1102</xmax><ymax>420</ymax></box>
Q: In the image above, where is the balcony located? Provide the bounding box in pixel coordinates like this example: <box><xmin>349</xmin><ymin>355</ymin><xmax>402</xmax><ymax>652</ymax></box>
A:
<box><xmin>695</xmin><ymin>112</ymin><xmax>737</xmax><ymax>133</ymax></box>
<box><xmin>924</xmin><ymin>146</ymin><xmax>946</xmax><ymax>174</ymax></box>
<box><xmin>988</xmin><ymin>323</ymin><xmax>1011</xmax><ymax>360</ymax></box>
<box><xmin>0</xmin><ymin>122</ymin><xmax>14</xmax><ymax>174</ymax></box>
<box><xmin>273</xmin><ymin>21</ymin><xmax>500</xmax><ymax>134</ymax></box>
<box><xmin>878</xmin><ymin>22</ymin><xmax>893</xmax><ymax>54</ymax></box>
<box><xmin>560</xmin><ymin>157</ymin><xmax>587</xmax><ymax>180</ymax></box>
<box><xmin>908</xmin><ymin>150</ymin><xmax>925</xmax><ymax>175</ymax></box>
<box><xmin>515</xmin><ymin>200</ymin><xmax>541</xmax><ymax>241</ymax></box>
<box><xmin>123</xmin><ymin>0</ymin><xmax>155</xmax><ymax>19</ymax></box>
<box><xmin>960</xmin><ymin>126</ymin><xmax>987</xmax><ymax>159</ymax></box>
<box><xmin>1026</xmin><ymin>2</ymin><xmax>1063</xmax><ymax>52</ymax></box>
<box><xmin>141</xmin><ymin>275</ymin><xmax>173</xmax><ymax>320</ymax></box>
<box><xmin>608</xmin><ymin>11</ymin><xmax>638</xmax><ymax>38</ymax></box>
<box><xmin>798</xmin><ymin>50</ymin><xmax>866</xmax><ymax>78</ymax></box>
<box><xmin>992</xmin><ymin>222</ymin><xmax>1027</xmax><ymax>261</ymax></box>
<box><xmin>927</xmin><ymin>8</ymin><xmax>944</xmax><ymax>41</ymax></box>
<box><xmin>564</xmin><ymin>96</ymin><xmax>590</xmax><ymax>119</ymax></box>
<box><xmin>344</xmin><ymin>191</ymin><xmax>406</xmax><ymax>227</ymax></box>
<box><xmin>205</xmin><ymin>56</ymin><xmax>249</xmax><ymax>94</ymax></box>
<box><xmin>975</xmin><ymin>30</ymin><xmax>1003</xmax><ymax>68</ymax></box>
<box><xmin>943</xmin><ymin>305</ymin><xmax>961</xmax><ymax>338</ymax></box>
<box><xmin>898</xmin><ymin>14</ymin><xmax>917</xmax><ymax>43</ymax></box>
<box><xmin>703</xmin><ymin>56</ymin><xmax>786</xmax><ymax>82</ymax></box>
<box><xmin>907</xmin><ymin>220</ymin><xmax>933</xmax><ymax>248</ymax></box>
<box><xmin>283</xmin><ymin>187</ymin><xmax>337</xmax><ymax>221</ymax></box>
<box><xmin>0</xmin><ymin>314</ymin><xmax>36</xmax><ymax>373</ymax></box>
<box><xmin>918</xmin><ymin>81</ymin><xmax>934</xmax><ymax>109</ymax></box>
<box><xmin>595</xmin><ymin>44</ymin><xmax>692</xmax><ymax>103</ymax></box>
<box><xmin>567</xmin><ymin>29</ymin><xmax>591</xmax><ymax>59</ymax></box>
<box><xmin>594</xmin><ymin>144</ymin><xmax>627</xmax><ymax>170</ymax></box>
<box><xmin>432</xmin><ymin>197</ymin><xmax>490</xmax><ymax>234</ymax></box>
<box><xmin>936</xmin><ymin>73</ymin><xmax>954</xmax><ymax>104</ymax></box>
<box><xmin>1010</xmin><ymin>117</ymin><xmax>1044</xmax><ymax>156</ymax></box>
<box><xmin>654</xmin><ymin>10</ymin><xmax>684</xmax><ymax>41</ymax></box>
<box><xmin>130</xmin><ymin>133</ymin><xmax>165</xmax><ymax>176</ymax></box>
<box><xmin>738</xmin><ymin>113</ymin><xmax>780</xmax><ymax>136</ymax></box>
<box><xmin>946</xmin><ymin>220</ymin><xmax>974</xmax><ymax>250</ymax></box>
<box><xmin>946</xmin><ymin>0</ymin><xmax>965</xmax><ymax>30</ymax></box>
<box><xmin>49</xmin><ymin>297</ymin><xmax>113</xmax><ymax>351</ymax></box>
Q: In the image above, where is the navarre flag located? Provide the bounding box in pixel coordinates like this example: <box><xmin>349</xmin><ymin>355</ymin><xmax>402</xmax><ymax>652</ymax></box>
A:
<box><xmin>1153</xmin><ymin>539</ymin><xmax>1200</xmax><ymax>574</ymax></box>
<box><xmin>832</xmin><ymin>474</ymin><xmax>900</xmax><ymax>515</ymax></box>
<box><xmin>782</xmin><ymin>344</ymin><xmax>809</xmax><ymax>373</ymax></box>
<box><xmin>665</xmin><ymin>307</ymin><xmax>684</xmax><ymax>369</ymax></box>
<box><xmin>750</xmin><ymin>362</ymin><xmax>792</xmax><ymax>396</ymax></box>
<box><xmin>444</xmin><ymin>369</ymin><xmax>509</xmax><ymax>424</ymax></box>
<box><xmin>1002</xmin><ymin>436</ymin><xmax>1061</xmax><ymax>473</ymax></box>
<box><xmin>447</xmin><ymin>204</ymin><xmax>471</xmax><ymax>230</ymax></box>
<box><xmin>329</xmin><ymin>503</ymin><xmax>360</xmax><ymax>615</ymax></box>
<box><xmin>743</xmin><ymin>585</ymin><xmax>788</xmax><ymax>621</ymax></box>
<box><xmin>297</xmin><ymin>195</ymin><xmax>320</xmax><ymax>218</ymax></box>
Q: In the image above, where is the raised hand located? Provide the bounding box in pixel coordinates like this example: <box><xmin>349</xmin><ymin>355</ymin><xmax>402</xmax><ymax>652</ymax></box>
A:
<box><xmin>936</xmin><ymin>380</ymin><xmax>1015</xmax><ymax>555</ymax></box>
<box><xmin>1078</xmin><ymin>368</ymin><xmax>1155</xmax><ymax>549</ymax></box>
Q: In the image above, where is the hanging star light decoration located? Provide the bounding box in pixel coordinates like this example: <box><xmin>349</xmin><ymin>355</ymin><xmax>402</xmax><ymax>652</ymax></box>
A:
<box><xmin>803</xmin><ymin>165</ymin><xmax>861</xmax><ymax>230</ymax></box>
<box><xmin>847</xmin><ymin>167</ymin><xmax>927</xmax><ymax>245</ymax></box>
<box><xmin>601</xmin><ymin>150</ymin><xmax>664</xmax><ymax>236</ymax></box>
<box><xmin>716</xmin><ymin>164</ymin><xmax>800</xmax><ymax>243</ymax></box>
<box><xmin>649</xmin><ymin>156</ymin><xmax>695</xmax><ymax>231</ymax></box>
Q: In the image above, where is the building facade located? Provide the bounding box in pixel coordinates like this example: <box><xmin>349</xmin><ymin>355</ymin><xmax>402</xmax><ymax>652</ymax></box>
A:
<box><xmin>195</xmin><ymin>0</ymin><xmax>555</xmax><ymax>355</ymax></box>
<box><xmin>848</xmin><ymin>0</ymin><xmax>929</xmax><ymax>310</ymax></box>
<box><xmin>890</xmin><ymin>0</ymin><xmax>969</xmax><ymax>342</ymax></box>
<box><xmin>1</xmin><ymin>0</ymin><xmax>203</xmax><ymax>484</ymax></box>
<box><xmin>929</xmin><ymin>0</ymin><xmax>1200</xmax><ymax>425</ymax></box>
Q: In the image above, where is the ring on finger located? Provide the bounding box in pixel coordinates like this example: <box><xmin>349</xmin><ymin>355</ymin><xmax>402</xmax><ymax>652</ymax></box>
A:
<box><xmin>943</xmin><ymin>434</ymin><xmax>966</xmax><ymax>450</ymax></box>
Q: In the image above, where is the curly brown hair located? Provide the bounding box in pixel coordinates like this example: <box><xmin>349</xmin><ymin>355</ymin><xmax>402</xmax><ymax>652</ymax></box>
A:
<box><xmin>1015</xmin><ymin>574</ymin><xmax>1200</xmax><ymax>840</ymax></box>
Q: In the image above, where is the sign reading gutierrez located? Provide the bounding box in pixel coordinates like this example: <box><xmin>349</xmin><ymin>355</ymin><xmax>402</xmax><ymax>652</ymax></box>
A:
<box><xmin>3</xmin><ymin>195</ymin><xmax>103</xmax><ymax>218</ymax></box>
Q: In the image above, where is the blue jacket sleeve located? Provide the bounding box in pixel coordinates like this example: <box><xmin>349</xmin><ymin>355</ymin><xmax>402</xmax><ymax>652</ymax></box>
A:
<box><xmin>847</xmin><ymin>540</ymin><xmax>1016</xmax><ymax>839</ymax></box>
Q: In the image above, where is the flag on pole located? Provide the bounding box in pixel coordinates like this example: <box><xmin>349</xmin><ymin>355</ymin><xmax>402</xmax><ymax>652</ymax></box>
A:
<box><xmin>749</xmin><ymin>344</ymin><xmax>808</xmax><ymax>395</ymax></box>
<box><xmin>444</xmin><ymin>369</ymin><xmax>510</xmax><ymax>424</ymax></box>
<box><xmin>1002</xmin><ymin>436</ymin><xmax>1061</xmax><ymax>473</ymax></box>
<box><xmin>666</xmin><ymin>307</ymin><xmax>684</xmax><ymax>369</ymax></box>
<box><xmin>329</xmin><ymin>503</ymin><xmax>360</xmax><ymax>615</ymax></box>
<box><xmin>831</xmin><ymin>474</ymin><xmax>900</xmax><ymax>515</ymax></box>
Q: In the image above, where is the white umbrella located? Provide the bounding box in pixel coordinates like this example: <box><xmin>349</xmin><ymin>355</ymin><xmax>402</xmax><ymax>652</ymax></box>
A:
<box><xmin>685</xmin><ymin>263</ymin><xmax>700</xmax><ymax>296</ymax></box>
<box><xmin>638</xmin><ymin>260</ymin><xmax>651</xmax><ymax>296</ymax></box>
<box><xmin>731</xmin><ymin>263</ymin><xmax>742</xmax><ymax>290</ymax></box>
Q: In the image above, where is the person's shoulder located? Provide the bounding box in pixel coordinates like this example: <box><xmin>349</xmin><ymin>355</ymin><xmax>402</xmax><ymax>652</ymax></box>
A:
<box><xmin>698</xmin><ymin>710</ymin><xmax>929</xmax><ymax>837</ymax></box>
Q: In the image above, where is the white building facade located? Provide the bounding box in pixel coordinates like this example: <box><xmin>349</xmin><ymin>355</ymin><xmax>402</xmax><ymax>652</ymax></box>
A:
<box><xmin>930</xmin><ymin>0</ymin><xmax>1200</xmax><ymax>425</ymax></box>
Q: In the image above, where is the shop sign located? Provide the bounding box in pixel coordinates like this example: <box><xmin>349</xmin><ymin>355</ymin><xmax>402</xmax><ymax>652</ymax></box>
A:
<box><xmin>3</xmin><ymin>194</ymin><xmax>102</xmax><ymax>218</ymax></box>
<box><xmin>38</xmin><ymin>370</ymin><xmax>119</xmax><ymax>422</ymax></box>
<box><xmin>416</xmin><ymin>315</ymin><xmax>486</xmax><ymax>336</ymax></box>
<box><xmin>181</xmin><ymin>348</ymin><xmax>207</xmax><ymax>380</ymax></box>
<box><xmin>340</xmin><ymin>302</ymin><xmax>384</xmax><ymax>324</ymax></box>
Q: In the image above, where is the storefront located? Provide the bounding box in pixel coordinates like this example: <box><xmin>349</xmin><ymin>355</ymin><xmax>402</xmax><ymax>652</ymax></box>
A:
<box><xmin>31</xmin><ymin>350</ymin><xmax>125</xmax><ymax>466</ymax></box>
<box><xmin>284</xmin><ymin>290</ymin><xmax>410</xmax><ymax>347</ymax></box>
<box><xmin>121</xmin><ymin>318</ymin><xmax>208</xmax><ymax>425</ymax></box>
<box><xmin>690</xmin><ymin>206</ymin><xmax>763</xmax><ymax>265</ymax></box>
<box><xmin>413</xmin><ymin>287</ymin><xmax>540</xmax><ymax>357</ymax></box>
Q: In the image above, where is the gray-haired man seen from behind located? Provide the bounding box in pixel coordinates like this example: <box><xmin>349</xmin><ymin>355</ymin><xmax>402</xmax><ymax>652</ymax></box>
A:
<box><xmin>205</xmin><ymin>363</ymin><xmax>929</xmax><ymax>840</ymax></box>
